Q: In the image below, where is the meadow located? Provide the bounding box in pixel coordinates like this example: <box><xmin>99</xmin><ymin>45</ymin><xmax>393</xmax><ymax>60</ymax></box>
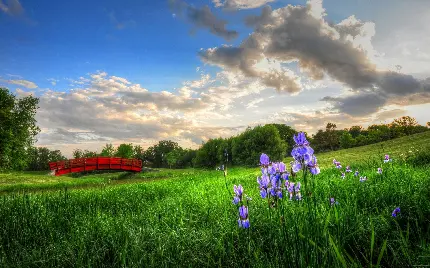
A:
<box><xmin>0</xmin><ymin>132</ymin><xmax>430</xmax><ymax>267</ymax></box>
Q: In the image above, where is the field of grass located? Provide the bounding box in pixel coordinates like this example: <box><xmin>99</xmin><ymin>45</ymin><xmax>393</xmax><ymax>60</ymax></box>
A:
<box><xmin>0</xmin><ymin>133</ymin><xmax>430</xmax><ymax>267</ymax></box>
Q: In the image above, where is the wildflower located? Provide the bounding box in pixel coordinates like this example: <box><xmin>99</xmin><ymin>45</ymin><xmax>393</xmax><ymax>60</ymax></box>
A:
<box><xmin>359</xmin><ymin>176</ymin><xmax>367</xmax><ymax>182</ymax></box>
<box><xmin>292</xmin><ymin>160</ymin><xmax>302</xmax><ymax>173</ymax></box>
<box><xmin>278</xmin><ymin>162</ymin><xmax>286</xmax><ymax>173</ymax></box>
<box><xmin>268</xmin><ymin>165</ymin><xmax>277</xmax><ymax>175</ymax></box>
<box><xmin>291</xmin><ymin>132</ymin><xmax>314</xmax><ymax>163</ymax></box>
<box><xmin>392</xmin><ymin>207</ymin><xmax>400</xmax><ymax>217</ymax></box>
<box><xmin>334</xmin><ymin>161</ymin><xmax>342</xmax><ymax>169</ymax></box>
<box><xmin>377</xmin><ymin>168</ymin><xmax>383</xmax><ymax>174</ymax></box>
<box><xmin>260</xmin><ymin>153</ymin><xmax>270</xmax><ymax>166</ymax></box>
<box><xmin>232</xmin><ymin>185</ymin><xmax>244</xmax><ymax>205</ymax></box>
<box><xmin>341</xmin><ymin>172</ymin><xmax>345</xmax><ymax>179</ymax></box>
<box><xmin>216</xmin><ymin>165</ymin><xmax>224</xmax><ymax>171</ymax></box>
<box><xmin>287</xmin><ymin>181</ymin><xmax>295</xmax><ymax>200</ymax></box>
<box><xmin>330</xmin><ymin>197</ymin><xmax>339</xmax><ymax>206</ymax></box>
<box><xmin>346</xmin><ymin>166</ymin><xmax>352</xmax><ymax>173</ymax></box>
<box><xmin>295</xmin><ymin>182</ymin><xmax>302</xmax><ymax>200</ymax></box>
<box><xmin>238</xmin><ymin>206</ymin><xmax>250</xmax><ymax>228</ymax></box>
<box><xmin>384</xmin><ymin>154</ymin><xmax>391</xmax><ymax>163</ymax></box>
<box><xmin>354</xmin><ymin>170</ymin><xmax>359</xmax><ymax>177</ymax></box>
<box><xmin>307</xmin><ymin>155</ymin><xmax>320</xmax><ymax>175</ymax></box>
<box><xmin>333</xmin><ymin>159</ymin><xmax>337</xmax><ymax>164</ymax></box>
<box><xmin>281</xmin><ymin>172</ymin><xmax>289</xmax><ymax>181</ymax></box>
<box><xmin>257</xmin><ymin>174</ymin><xmax>270</xmax><ymax>198</ymax></box>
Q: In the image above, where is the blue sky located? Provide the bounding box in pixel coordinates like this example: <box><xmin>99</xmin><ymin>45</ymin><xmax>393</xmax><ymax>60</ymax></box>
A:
<box><xmin>1</xmin><ymin>0</ymin><xmax>429</xmax><ymax>157</ymax></box>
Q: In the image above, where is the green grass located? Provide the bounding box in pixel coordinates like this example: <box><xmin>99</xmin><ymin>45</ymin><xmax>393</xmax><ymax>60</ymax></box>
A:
<box><xmin>0</xmin><ymin>133</ymin><xmax>430</xmax><ymax>267</ymax></box>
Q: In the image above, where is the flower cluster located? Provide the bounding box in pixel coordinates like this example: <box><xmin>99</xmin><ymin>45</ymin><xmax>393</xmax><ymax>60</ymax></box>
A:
<box><xmin>257</xmin><ymin>154</ymin><xmax>295</xmax><ymax>202</ymax></box>
<box><xmin>359</xmin><ymin>176</ymin><xmax>367</xmax><ymax>182</ymax></box>
<box><xmin>384</xmin><ymin>154</ymin><xmax>391</xmax><ymax>163</ymax></box>
<box><xmin>232</xmin><ymin>185</ymin><xmax>250</xmax><ymax>229</ymax></box>
<box><xmin>286</xmin><ymin>181</ymin><xmax>302</xmax><ymax>200</ymax></box>
<box><xmin>333</xmin><ymin>159</ymin><xmax>342</xmax><ymax>169</ymax></box>
<box><xmin>377</xmin><ymin>167</ymin><xmax>383</xmax><ymax>174</ymax></box>
<box><xmin>291</xmin><ymin>132</ymin><xmax>320</xmax><ymax>175</ymax></box>
<box><xmin>330</xmin><ymin>197</ymin><xmax>339</xmax><ymax>206</ymax></box>
<box><xmin>392</xmin><ymin>207</ymin><xmax>400</xmax><ymax>217</ymax></box>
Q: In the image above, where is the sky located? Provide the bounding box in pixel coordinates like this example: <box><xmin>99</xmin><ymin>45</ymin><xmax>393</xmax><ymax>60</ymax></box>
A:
<box><xmin>1</xmin><ymin>0</ymin><xmax>430</xmax><ymax>157</ymax></box>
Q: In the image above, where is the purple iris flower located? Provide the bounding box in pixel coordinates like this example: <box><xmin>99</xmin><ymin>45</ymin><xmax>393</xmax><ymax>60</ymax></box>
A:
<box><xmin>346</xmin><ymin>166</ymin><xmax>352</xmax><ymax>173</ymax></box>
<box><xmin>330</xmin><ymin>197</ymin><xmax>339</xmax><ymax>206</ymax></box>
<box><xmin>295</xmin><ymin>182</ymin><xmax>301</xmax><ymax>192</ymax></box>
<box><xmin>384</xmin><ymin>154</ymin><xmax>391</xmax><ymax>163</ymax></box>
<box><xmin>238</xmin><ymin>206</ymin><xmax>250</xmax><ymax>228</ymax></box>
<box><xmin>260</xmin><ymin>153</ymin><xmax>270</xmax><ymax>166</ymax></box>
<box><xmin>261</xmin><ymin>167</ymin><xmax>268</xmax><ymax>175</ymax></box>
<box><xmin>287</xmin><ymin>182</ymin><xmax>295</xmax><ymax>200</ymax></box>
<box><xmin>293</xmin><ymin>132</ymin><xmax>309</xmax><ymax>146</ymax></box>
<box><xmin>281</xmin><ymin>172</ymin><xmax>289</xmax><ymax>181</ymax></box>
<box><xmin>341</xmin><ymin>173</ymin><xmax>345</xmax><ymax>179</ymax></box>
<box><xmin>268</xmin><ymin>165</ymin><xmax>277</xmax><ymax>175</ymax></box>
<box><xmin>233</xmin><ymin>185</ymin><xmax>244</xmax><ymax>204</ymax></box>
<box><xmin>292</xmin><ymin>161</ymin><xmax>302</xmax><ymax>173</ymax></box>
<box><xmin>257</xmin><ymin>175</ymin><xmax>270</xmax><ymax>198</ymax></box>
<box><xmin>278</xmin><ymin>162</ymin><xmax>286</xmax><ymax>173</ymax></box>
<box><xmin>377</xmin><ymin>168</ymin><xmax>383</xmax><ymax>174</ymax></box>
<box><xmin>359</xmin><ymin>176</ymin><xmax>367</xmax><ymax>182</ymax></box>
<box><xmin>335</xmin><ymin>162</ymin><xmax>342</xmax><ymax>169</ymax></box>
<box><xmin>354</xmin><ymin>170</ymin><xmax>359</xmax><ymax>177</ymax></box>
<box><xmin>272</xmin><ymin>162</ymin><xmax>279</xmax><ymax>171</ymax></box>
<box><xmin>392</xmin><ymin>207</ymin><xmax>400</xmax><ymax>217</ymax></box>
<box><xmin>234</xmin><ymin>185</ymin><xmax>243</xmax><ymax>198</ymax></box>
<box><xmin>307</xmin><ymin>155</ymin><xmax>320</xmax><ymax>175</ymax></box>
<box><xmin>333</xmin><ymin>159</ymin><xmax>337</xmax><ymax>164</ymax></box>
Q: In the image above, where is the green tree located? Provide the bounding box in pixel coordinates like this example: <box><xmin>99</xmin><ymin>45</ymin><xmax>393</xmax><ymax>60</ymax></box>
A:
<box><xmin>100</xmin><ymin>143</ymin><xmax>115</xmax><ymax>157</ymax></box>
<box><xmin>143</xmin><ymin>140</ymin><xmax>180</xmax><ymax>168</ymax></box>
<box><xmin>83</xmin><ymin>150</ymin><xmax>98</xmax><ymax>158</ymax></box>
<box><xmin>267</xmin><ymin>124</ymin><xmax>297</xmax><ymax>154</ymax></box>
<box><xmin>339</xmin><ymin>132</ymin><xmax>356</xmax><ymax>149</ymax></box>
<box><xmin>348</xmin><ymin>125</ymin><xmax>363</xmax><ymax>138</ymax></box>
<box><xmin>72</xmin><ymin>149</ymin><xmax>84</xmax><ymax>159</ymax></box>
<box><xmin>232</xmin><ymin>125</ymin><xmax>286</xmax><ymax>166</ymax></box>
<box><xmin>0</xmin><ymin>88</ymin><xmax>40</xmax><ymax>170</ymax></box>
<box><xmin>133</xmin><ymin>145</ymin><xmax>144</xmax><ymax>160</ymax></box>
<box><xmin>115</xmin><ymin>143</ymin><xmax>134</xmax><ymax>159</ymax></box>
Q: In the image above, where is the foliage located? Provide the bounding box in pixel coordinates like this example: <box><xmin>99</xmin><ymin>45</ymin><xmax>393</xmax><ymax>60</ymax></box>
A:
<box><xmin>100</xmin><ymin>143</ymin><xmax>115</xmax><ymax>157</ymax></box>
<box><xmin>27</xmin><ymin>147</ymin><xmax>67</xmax><ymax>171</ymax></box>
<box><xmin>232</xmin><ymin>125</ymin><xmax>286</xmax><ymax>166</ymax></box>
<box><xmin>143</xmin><ymin>140</ymin><xmax>181</xmax><ymax>168</ymax></box>
<box><xmin>0</xmin><ymin>88</ymin><xmax>40</xmax><ymax>171</ymax></box>
<box><xmin>114</xmin><ymin>143</ymin><xmax>134</xmax><ymax>159</ymax></box>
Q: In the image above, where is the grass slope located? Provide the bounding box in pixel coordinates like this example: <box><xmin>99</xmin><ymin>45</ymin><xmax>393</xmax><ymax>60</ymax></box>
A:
<box><xmin>1</xmin><ymin>131</ymin><xmax>430</xmax><ymax>194</ymax></box>
<box><xmin>0</xmin><ymin>133</ymin><xmax>429</xmax><ymax>267</ymax></box>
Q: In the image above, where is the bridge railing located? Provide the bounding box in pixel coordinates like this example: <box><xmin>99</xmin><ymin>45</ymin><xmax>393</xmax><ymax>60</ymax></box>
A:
<box><xmin>49</xmin><ymin>157</ymin><xmax>143</xmax><ymax>176</ymax></box>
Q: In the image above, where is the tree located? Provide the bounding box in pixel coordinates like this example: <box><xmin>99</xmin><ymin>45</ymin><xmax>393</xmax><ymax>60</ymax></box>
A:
<box><xmin>100</xmin><ymin>143</ymin><xmax>115</xmax><ymax>157</ymax></box>
<box><xmin>391</xmin><ymin>116</ymin><xmax>418</xmax><ymax>135</ymax></box>
<box><xmin>0</xmin><ymin>88</ymin><xmax>40</xmax><ymax>170</ymax></box>
<box><xmin>133</xmin><ymin>145</ymin><xmax>144</xmax><ymax>160</ymax></box>
<box><xmin>232</xmin><ymin>125</ymin><xmax>286</xmax><ymax>166</ymax></box>
<box><xmin>267</xmin><ymin>124</ymin><xmax>297</xmax><ymax>154</ymax></box>
<box><xmin>339</xmin><ymin>132</ymin><xmax>356</xmax><ymax>149</ymax></box>
<box><xmin>83</xmin><ymin>150</ymin><xmax>97</xmax><ymax>158</ymax></box>
<box><xmin>115</xmin><ymin>143</ymin><xmax>134</xmax><ymax>159</ymax></box>
<box><xmin>72</xmin><ymin>149</ymin><xmax>84</xmax><ymax>159</ymax></box>
<box><xmin>348</xmin><ymin>125</ymin><xmax>363</xmax><ymax>138</ymax></box>
<box><xmin>142</xmin><ymin>140</ymin><xmax>180</xmax><ymax>168</ymax></box>
<box><xmin>27</xmin><ymin>147</ymin><xmax>67</xmax><ymax>171</ymax></box>
<box><xmin>427</xmin><ymin>122</ymin><xmax>430</xmax><ymax>128</ymax></box>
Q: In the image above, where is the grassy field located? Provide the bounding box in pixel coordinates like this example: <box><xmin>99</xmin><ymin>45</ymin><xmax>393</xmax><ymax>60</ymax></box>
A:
<box><xmin>0</xmin><ymin>132</ymin><xmax>430</xmax><ymax>267</ymax></box>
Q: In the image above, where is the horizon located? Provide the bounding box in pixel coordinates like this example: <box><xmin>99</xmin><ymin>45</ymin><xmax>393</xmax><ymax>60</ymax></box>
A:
<box><xmin>1</xmin><ymin>0</ymin><xmax>430</xmax><ymax>158</ymax></box>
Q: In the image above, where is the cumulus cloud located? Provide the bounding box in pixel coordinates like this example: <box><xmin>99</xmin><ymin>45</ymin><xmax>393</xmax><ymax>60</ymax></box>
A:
<box><xmin>169</xmin><ymin>0</ymin><xmax>238</xmax><ymax>41</ymax></box>
<box><xmin>0</xmin><ymin>0</ymin><xmax>23</xmax><ymax>16</ymax></box>
<box><xmin>212</xmin><ymin>0</ymin><xmax>275</xmax><ymax>10</ymax></box>
<box><xmin>198</xmin><ymin>1</ymin><xmax>430</xmax><ymax>116</ymax></box>
<box><xmin>2</xmin><ymin>79</ymin><xmax>38</xmax><ymax>89</ymax></box>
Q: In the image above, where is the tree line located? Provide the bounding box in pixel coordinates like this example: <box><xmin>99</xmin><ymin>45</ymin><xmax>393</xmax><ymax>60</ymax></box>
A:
<box><xmin>1</xmin><ymin>87</ymin><xmax>429</xmax><ymax>171</ymax></box>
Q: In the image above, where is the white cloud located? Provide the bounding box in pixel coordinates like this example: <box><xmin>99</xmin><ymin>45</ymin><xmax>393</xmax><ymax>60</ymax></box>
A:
<box><xmin>2</xmin><ymin>79</ymin><xmax>38</xmax><ymax>89</ymax></box>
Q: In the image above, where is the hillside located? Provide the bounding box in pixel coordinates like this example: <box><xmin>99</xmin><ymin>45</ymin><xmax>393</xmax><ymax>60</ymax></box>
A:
<box><xmin>286</xmin><ymin>131</ymin><xmax>430</xmax><ymax>168</ymax></box>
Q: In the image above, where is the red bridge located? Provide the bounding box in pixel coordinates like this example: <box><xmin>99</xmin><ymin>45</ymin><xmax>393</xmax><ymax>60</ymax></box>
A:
<box><xmin>49</xmin><ymin>157</ymin><xmax>143</xmax><ymax>176</ymax></box>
